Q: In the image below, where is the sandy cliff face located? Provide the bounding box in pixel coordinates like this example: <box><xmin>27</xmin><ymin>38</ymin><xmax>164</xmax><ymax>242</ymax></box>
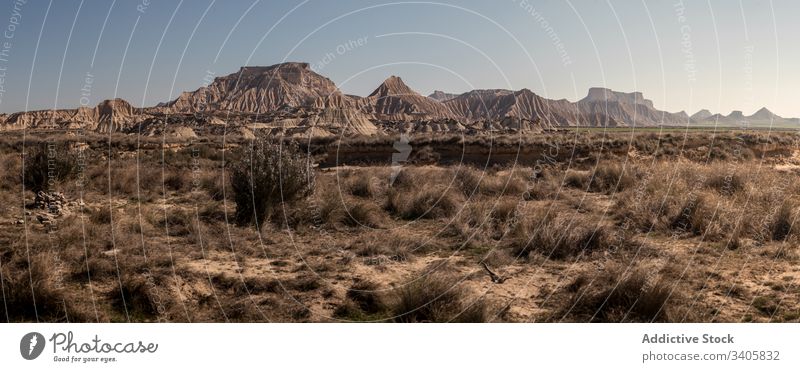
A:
<box><xmin>168</xmin><ymin>63</ymin><xmax>353</xmax><ymax>113</ymax></box>
<box><xmin>360</xmin><ymin>76</ymin><xmax>456</xmax><ymax>121</ymax></box>
<box><xmin>1</xmin><ymin>98</ymin><xmax>145</xmax><ymax>132</ymax></box>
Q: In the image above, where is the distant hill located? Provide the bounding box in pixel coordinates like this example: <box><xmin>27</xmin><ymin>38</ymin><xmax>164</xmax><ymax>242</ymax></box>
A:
<box><xmin>3</xmin><ymin>62</ymin><xmax>798</xmax><ymax>135</ymax></box>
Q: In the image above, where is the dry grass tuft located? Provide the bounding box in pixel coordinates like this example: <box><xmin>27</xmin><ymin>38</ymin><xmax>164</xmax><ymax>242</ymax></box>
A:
<box><xmin>560</xmin><ymin>266</ymin><xmax>672</xmax><ymax>322</ymax></box>
<box><xmin>390</xmin><ymin>272</ymin><xmax>487</xmax><ymax>323</ymax></box>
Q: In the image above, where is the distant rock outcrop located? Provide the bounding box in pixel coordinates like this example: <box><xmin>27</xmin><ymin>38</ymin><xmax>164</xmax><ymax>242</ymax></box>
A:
<box><xmin>361</xmin><ymin>76</ymin><xmax>455</xmax><ymax>121</ymax></box>
<box><xmin>168</xmin><ymin>62</ymin><xmax>354</xmax><ymax>113</ymax></box>
<box><xmin>428</xmin><ymin>90</ymin><xmax>458</xmax><ymax>102</ymax></box>
<box><xmin>1</xmin><ymin>98</ymin><xmax>144</xmax><ymax>132</ymax></box>
<box><xmin>3</xmin><ymin>61</ymin><xmax>799</xmax><ymax>135</ymax></box>
<box><xmin>691</xmin><ymin>109</ymin><xmax>713</xmax><ymax>122</ymax></box>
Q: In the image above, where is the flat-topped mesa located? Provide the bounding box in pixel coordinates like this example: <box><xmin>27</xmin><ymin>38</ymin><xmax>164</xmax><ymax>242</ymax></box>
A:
<box><xmin>727</xmin><ymin>110</ymin><xmax>745</xmax><ymax>120</ymax></box>
<box><xmin>168</xmin><ymin>62</ymin><xmax>350</xmax><ymax>113</ymax></box>
<box><xmin>581</xmin><ymin>87</ymin><xmax>654</xmax><ymax>109</ymax></box>
<box><xmin>238</xmin><ymin>62</ymin><xmax>309</xmax><ymax>74</ymax></box>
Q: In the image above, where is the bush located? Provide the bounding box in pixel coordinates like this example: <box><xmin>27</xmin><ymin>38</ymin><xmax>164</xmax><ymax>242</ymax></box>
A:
<box><xmin>390</xmin><ymin>273</ymin><xmax>487</xmax><ymax>322</ymax></box>
<box><xmin>23</xmin><ymin>142</ymin><xmax>77</xmax><ymax>192</ymax></box>
<box><xmin>108</xmin><ymin>274</ymin><xmax>165</xmax><ymax>320</ymax></box>
<box><xmin>386</xmin><ymin>187</ymin><xmax>460</xmax><ymax>220</ymax></box>
<box><xmin>561</xmin><ymin>267</ymin><xmax>672</xmax><ymax>322</ymax></box>
<box><xmin>230</xmin><ymin>137</ymin><xmax>315</xmax><ymax>226</ymax></box>
<box><xmin>0</xmin><ymin>254</ymin><xmax>87</xmax><ymax>322</ymax></box>
<box><xmin>770</xmin><ymin>203</ymin><xmax>796</xmax><ymax>241</ymax></box>
<box><xmin>508</xmin><ymin>212</ymin><xmax>615</xmax><ymax>260</ymax></box>
<box><xmin>348</xmin><ymin>173</ymin><xmax>376</xmax><ymax>198</ymax></box>
<box><xmin>342</xmin><ymin>202</ymin><xmax>382</xmax><ymax>228</ymax></box>
<box><xmin>333</xmin><ymin>280</ymin><xmax>389</xmax><ymax>321</ymax></box>
<box><xmin>590</xmin><ymin>163</ymin><xmax>633</xmax><ymax>193</ymax></box>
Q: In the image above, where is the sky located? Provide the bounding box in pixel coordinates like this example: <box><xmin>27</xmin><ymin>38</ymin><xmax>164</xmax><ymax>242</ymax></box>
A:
<box><xmin>0</xmin><ymin>0</ymin><xmax>798</xmax><ymax>117</ymax></box>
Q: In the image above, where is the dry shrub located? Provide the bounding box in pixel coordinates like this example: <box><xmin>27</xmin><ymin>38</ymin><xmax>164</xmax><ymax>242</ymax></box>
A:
<box><xmin>163</xmin><ymin>170</ymin><xmax>187</xmax><ymax>191</ymax></box>
<box><xmin>390</xmin><ymin>273</ymin><xmax>487</xmax><ymax>322</ymax></box>
<box><xmin>285</xmin><ymin>274</ymin><xmax>321</xmax><ymax>292</ymax></box>
<box><xmin>347</xmin><ymin>173</ymin><xmax>377</xmax><ymax>198</ymax></box>
<box><xmin>561</xmin><ymin>266</ymin><xmax>672</xmax><ymax>322</ymax></box>
<box><xmin>455</xmin><ymin>167</ymin><xmax>528</xmax><ymax>196</ymax></box>
<box><xmin>23</xmin><ymin>142</ymin><xmax>77</xmax><ymax>192</ymax></box>
<box><xmin>333</xmin><ymin>280</ymin><xmax>389</xmax><ymax>321</ymax></box>
<box><xmin>347</xmin><ymin>231</ymin><xmax>417</xmax><ymax>261</ymax></box>
<box><xmin>704</xmin><ymin>166</ymin><xmax>746</xmax><ymax>195</ymax></box>
<box><xmin>230</xmin><ymin>137</ymin><xmax>315</xmax><ymax>226</ymax></box>
<box><xmin>342</xmin><ymin>202</ymin><xmax>383</xmax><ymax>228</ymax></box>
<box><xmin>0</xmin><ymin>254</ymin><xmax>87</xmax><ymax>322</ymax></box>
<box><xmin>589</xmin><ymin>163</ymin><xmax>634</xmax><ymax>193</ymax></box>
<box><xmin>113</xmin><ymin>165</ymin><xmax>161</xmax><ymax>195</ymax></box>
<box><xmin>562</xmin><ymin>163</ymin><xmax>633</xmax><ymax>194</ymax></box>
<box><xmin>198</xmin><ymin>172</ymin><xmax>227</xmax><ymax>200</ymax></box>
<box><xmin>386</xmin><ymin>186</ymin><xmax>460</xmax><ymax>220</ymax></box>
<box><xmin>563</xmin><ymin>170</ymin><xmax>591</xmax><ymax>189</ymax></box>
<box><xmin>108</xmin><ymin>274</ymin><xmax>163</xmax><ymax>320</ymax></box>
<box><xmin>0</xmin><ymin>153</ymin><xmax>22</xmax><ymax>191</ymax></box>
<box><xmin>769</xmin><ymin>202</ymin><xmax>798</xmax><ymax>241</ymax></box>
<box><xmin>159</xmin><ymin>208</ymin><xmax>194</xmax><ymax>237</ymax></box>
<box><xmin>90</xmin><ymin>207</ymin><xmax>114</xmax><ymax>224</ymax></box>
<box><xmin>507</xmin><ymin>211</ymin><xmax>617</xmax><ymax>260</ymax></box>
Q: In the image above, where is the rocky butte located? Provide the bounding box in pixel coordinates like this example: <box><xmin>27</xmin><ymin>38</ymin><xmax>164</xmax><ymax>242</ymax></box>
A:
<box><xmin>1</xmin><ymin>62</ymin><xmax>798</xmax><ymax>137</ymax></box>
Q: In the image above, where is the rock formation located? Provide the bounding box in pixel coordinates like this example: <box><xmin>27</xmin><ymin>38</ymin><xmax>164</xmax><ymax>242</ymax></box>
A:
<box><xmin>2</xmin><ymin>61</ymin><xmax>798</xmax><ymax>136</ymax></box>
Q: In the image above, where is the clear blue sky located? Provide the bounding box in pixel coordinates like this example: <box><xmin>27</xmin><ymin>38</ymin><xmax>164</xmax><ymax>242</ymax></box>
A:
<box><xmin>1</xmin><ymin>0</ymin><xmax>798</xmax><ymax>117</ymax></box>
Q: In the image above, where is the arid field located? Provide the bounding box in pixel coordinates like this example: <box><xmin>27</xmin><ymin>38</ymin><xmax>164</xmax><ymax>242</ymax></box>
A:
<box><xmin>1</xmin><ymin>130</ymin><xmax>799</xmax><ymax>322</ymax></box>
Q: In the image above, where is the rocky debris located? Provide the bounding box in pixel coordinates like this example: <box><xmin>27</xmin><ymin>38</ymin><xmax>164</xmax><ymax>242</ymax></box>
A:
<box><xmin>33</xmin><ymin>191</ymin><xmax>68</xmax><ymax>215</ymax></box>
<box><xmin>31</xmin><ymin>191</ymin><xmax>75</xmax><ymax>225</ymax></box>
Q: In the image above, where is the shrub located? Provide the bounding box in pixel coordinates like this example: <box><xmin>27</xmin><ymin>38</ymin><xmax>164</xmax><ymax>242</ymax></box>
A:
<box><xmin>590</xmin><ymin>163</ymin><xmax>634</xmax><ymax>193</ymax></box>
<box><xmin>386</xmin><ymin>187</ymin><xmax>460</xmax><ymax>220</ymax></box>
<box><xmin>108</xmin><ymin>273</ymin><xmax>168</xmax><ymax>321</ymax></box>
<box><xmin>342</xmin><ymin>202</ymin><xmax>383</xmax><ymax>228</ymax></box>
<box><xmin>704</xmin><ymin>168</ymin><xmax>745</xmax><ymax>195</ymax></box>
<box><xmin>770</xmin><ymin>202</ymin><xmax>796</xmax><ymax>241</ymax></box>
<box><xmin>230</xmin><ymin>137</ymin><xmax>315</xmax><ymax>226</ymax></box>
<box><xmin>390</xmin><ymin>273</ymin><xmax>487</xmax><ymax>322</ymax></box>
<box><xmin>0</xmin><ymin>254</ymin><xmax>87</xmax><ymax>322</ymax></box>
<box><xmin>508</xmin><ymin>212</ymin><xmax>615</xmax><ymax>260</ymax></box>
<box><xmin>563</xmin><ymin>170</ymin><xmax>590</xmax><ymax>189</ymax></box>
<box><xmin>23</xmin><ymin>142</ymin><xmax>77</xmax><ymax>192</ymax></box>
<box><xmin>562</xmin><ymin>267</ymin><xmax>672</xmax><ymax>322</ymax></box>
<box><xmin>348</xmin><ymin>173</ymin><xmax>376</xmax><ymax>197</ymax></box>
<box><xmin>333</xmin><ymin>280</ymin><xmax>389</xmax><ymax>321</ymax></box>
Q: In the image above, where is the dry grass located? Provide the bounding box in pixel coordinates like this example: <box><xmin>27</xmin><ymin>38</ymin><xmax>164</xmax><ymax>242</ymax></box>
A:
<box><xmin>390</xmin><ymin>272</ymin><xmax>488</xmax><ymax>323</ymax></box>
<box><xmin>1</xmin><ymin>131</ymin><xmax>799</xmax><ymax>323</ymax></box>
<box><xmin>559</xmin><ymin>266</ymin><xmax>673</xmax><ymax>322</ymax></box>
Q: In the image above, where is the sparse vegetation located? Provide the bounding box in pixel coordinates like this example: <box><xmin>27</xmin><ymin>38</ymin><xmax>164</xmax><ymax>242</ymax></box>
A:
<box><xmin>1</xmin><ymin>131</ymin><xmax>799</xmax><ymax>322</ymax></box>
